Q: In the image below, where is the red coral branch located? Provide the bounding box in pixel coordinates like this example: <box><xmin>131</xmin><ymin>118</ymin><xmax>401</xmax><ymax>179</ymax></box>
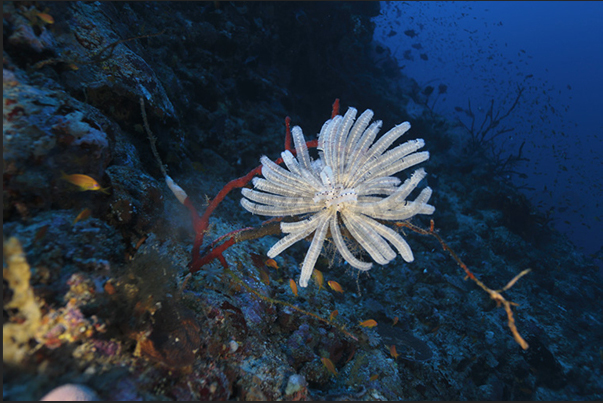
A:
<box><xmin>186</xmin><ymin>100</ymin><xmax>338</xmax><ymax>273</ymax></box>
<box><xmin>187</xmin><ymin>166</ymin><xmax>262</xmax><ymax>272</ymax></box>
<box><xmin>284</xmin><ymin>116</ymin><xmax>292</xmax><ymax>152</ymax></box>
<box><xmin>331</xmin><ymin>98</ymin><xmax>340</xmax><ymax>119</ymax></box>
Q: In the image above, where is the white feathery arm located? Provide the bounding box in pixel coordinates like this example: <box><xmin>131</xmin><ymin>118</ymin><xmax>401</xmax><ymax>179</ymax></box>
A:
<box><xmin>418</xmin><ymin>204</ymin><xmax>436</xmax><ymax>215</ymax></box>
<box><xmin>364</xmin><ymin>122</ymin><xmax>411</xmax><ymax>162</ymax></box>
<box><xmin>319</xmin><ymin>165</ymin><xmax>336</xmax><ymax>189</ymax></box>
<box><xmin>267</xmin><ymin>210</ymin><xmax>328</xmax><ymax>258</ymax></box>
<box><xmin>318</xmin><ymin>116</ymin><xmax>340</xmax><ymax>170</ymax></box>
<box><xmin>261</xmin><ymin>156</ymin><xmax>313</xmax><ymax>189</ymax></box>
<box><xmin>342</xmin><ymin>120</ymin><xmax>383</xmax><ymax>186</ymax></box>
<box><xmin>330</xmin><ymin>214</ymin><xmax>373</xmax><ymax>271</ymax></box>
<box><xmin>355</xmin><ymin>176</ymin><xmax>401</xmax><ymax>195</ymax></box>
<box><xmin>359</xmin><ymin>213</ymin><xmax>415</xmax><ymax>262</ymax></box>
<box><xmin>358</xmin><ymin>168</ymin><xmax>427</xmax><ymax>211</ymax></box>
<box><xmin>341</xmin><ymin>210</ymin><xmax>390</xmax><ymax>265</ymax></box>
<box><xmin>353</xmin><ymin>151</ymin><xmax>429</xmax><ymax>186</ymax></box>
<box><xmin>252</xmin><ymin>177</ymin><xmax>302</xmax><ymax>197</ymax></box>
<box><xmin>299</xmin><ymin>166</ymin><xmax>324</xmax><ymax>190</ymax></box>
<box><xmin>357</xmin><ymin>196</ymin><xmax>391</xmax><ymax>203</ymax></box>
<box><xmin>392</xmin><ymin>168</ymin><xmax>427</xmax><ymax>201</ymax></box>
<box><xmin>333</xmin><ymin>108</ymin><xmax>356</xmax><ymax>182</ymax></box>
<box><xmin>344</xmin><ymin>109</ymin><xmax>373</xmax><ymax>159</ymax></box>
<box><xmin>241</xmin><ymin>188</ymin><xmax>315</xmax><ymax>208</ymax></box>
<box><xmin>352</xmin><ymin>139</ymin><xmax>425</xmax><ymax>186</ymax></box>
<box><xmin>281</xmin><ymin>217</ymin><xmax>319</xmax><ymax>233</ymax></box>
<box><xmin>241</xmin><ymin>198</ymin><xmax>322</xmax><ymax>216</ymax></box>
<box><xmin>411</xmin><ymin>186</ymin><xmax>433</xmax><ymax>206</ymax></box>
<box><xmin>281</xmin><ymin>150</ymin><xmax>302</xmax><ymax>177</ymax></box>
<box><xmin>356</xmin><ymin>181</ymin><xmax>401</xmax><ymax>197</ymax></box>
<box><xmin>352</xmin><ymin>187</ymin><xmax>434</xmax><ymax>220</ymax></box>
<box><xmin>346</xmin><ymin>212</ymin><xmax>397</xmax><ymax>262</ymax></box>
<box><xmin>299</xmin><ymin>214</ymin><xmax>331</xmax><ymax>287</ymax></box>
<box><xmin>291</xmin><ymin>126</ymin><xmax>312</xmax><ymax>171</ymax></box>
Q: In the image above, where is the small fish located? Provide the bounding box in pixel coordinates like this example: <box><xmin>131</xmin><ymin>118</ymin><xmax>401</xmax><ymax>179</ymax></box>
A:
<box><xmin>327</xmin><ymin>280</ymin><xmax>343</xmax><ymax>293</ymax></box>
<box><xmin>313</xmin><ymin>269</ymin><xmax>324</xmax><ymax>290</ymax></box>
<box><xmin>321</xmin><ymin>357</ymin><xmax>337</xmax><ymax>377</ymax></box>
<box><xmin>359</xmin><ymin>319</ymin><xmax>378</xmax><ymax>328</ymax></box>
<box><xmin>390</xmin><ymin>344</ymin><xmax>399</xmax><ymax>360</ymax></box>
<box><xmin>72</xmin><ymin>208</ymin><xmax>92</xmax><ymax>225</ymax></box>
<box><xmin>289</xmin><ymin>279</ymin><xmax>298</xmax><ymax>297</ymax></box>
<box><xmin>392</xmin><ymin>316</ymin><xmax>399</xmax><ymax>326</ymax></box>
<box><xmin>329</xmin><ymin>310</ymin><xmax>338</xmax><ymax>321</ymax></box>
<box><xmin>258</xmin><ymin>268</ymin><xmax>270</xmax><ymax>285</ymax></box>
<box><xmin>369</xmin><ymin>374</ymin><xmax>379</xmax><ymax>381</ymax></box>
<box><xmin>135</xmin><ymin>235</ymin><xmax>148</xmax><ymax>250</ymax></box>
<box><xmin>104</xmin><ymin>280</ymin><xmax>117</xmax><ymax>295</ymax></box>
<box><xmin>61</xmin><ymin>172</ymin><xmax>109</xmax><ymax>194</ymax></box>
<box><xmin>265</xmin><ymin>258</ymin><xmax>279</xmax><ymax>269</ymax></box>
<box><xmin>35</xmin><ymin>11</ymin><xmax>54</xmax><ymax>24</ymax></box>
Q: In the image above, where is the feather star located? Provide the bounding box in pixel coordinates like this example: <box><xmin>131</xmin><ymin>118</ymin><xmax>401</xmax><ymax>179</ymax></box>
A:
<box><xmin>241</xmin><ymin>107</ymin><xmax>435</xmax><ymax>287</ymax></box>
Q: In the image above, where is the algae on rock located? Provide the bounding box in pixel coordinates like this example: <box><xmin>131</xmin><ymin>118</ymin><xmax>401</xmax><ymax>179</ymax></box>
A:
<box><xmin>3</xmin><ymin>237</ymin><xmax>42</xmax><ymax>365</ymax></box>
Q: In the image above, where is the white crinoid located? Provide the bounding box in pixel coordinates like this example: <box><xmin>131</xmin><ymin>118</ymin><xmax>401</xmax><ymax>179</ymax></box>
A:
<box><xmin>241</xmin><ymin>107</ymin><xmax>435</xmax><ymax>287</ymax></box>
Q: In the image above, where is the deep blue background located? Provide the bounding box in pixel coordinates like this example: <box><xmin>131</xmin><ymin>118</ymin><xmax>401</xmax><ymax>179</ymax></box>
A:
<box><xmin>372</xmin><ymin>1</ymin><xmax>603</xmax><ymax>266</ymax></box>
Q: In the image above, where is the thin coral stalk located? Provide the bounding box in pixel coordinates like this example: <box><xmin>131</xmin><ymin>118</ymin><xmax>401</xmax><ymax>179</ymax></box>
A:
<box><xmin>398</xmin><ymin>219</ymin><xmax>530</xmax><ymax>349</ymax></box>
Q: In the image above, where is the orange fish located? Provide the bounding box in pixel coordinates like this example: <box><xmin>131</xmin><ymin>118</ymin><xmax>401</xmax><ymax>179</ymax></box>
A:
<box><xmin>35</xmin><ymin>11</ymin><xmax>54</xmax><ymax>24</ymax></box>
<box><xmin>72</xmin><ymin>208</ymin><xmax>92</xmax><ymax>225</ymax></box>
<box><xmin>369</xmin><ymin>374</ymin><xmax>379</xmax><ymax>381</ymax></box>
<box><xmin>104</xmin><ymin>280</ymin><xmax>116</xmax><ymax>295</ymax></box>
<box><xmin>61</xmin><ymin>172</ymin><xmax>109</xmax><ymax>194</ymax></box>
<box><xmin>321</xmin><ymin>357</ymin><xmax>337</xmax><ymax>377</ymax></box>
<box><xmin>329</xmin><ymin>310</ymin><xmax>338</xmax><ymax>321</ymax></box>
<box><xmin>359</xmin><ymin>319</ymin><xmax>378</xmax><ymax>328</ymax></box>
<box><xmin>392</xmin><ymin>316</ymin><xmax>399</xmax><ymax>326</ymax></box>
<box><xmin>390</xmin><ymin>345</ymin><xmax>399</xmax><ymax>360</ymax></box>
<box><xmin>265</xmin><ymin>258</ymin><xmax>279</xmax><ymax>269</ymax></box>
<box><xmin>289</xmin><ymin>279</ymin><xmax>298</xmax><ymax>297</ymax></box>
<box><xmin>313</xmin><ymin>269</ymin><xmax>324</xmax><ymax>290</ymax></box>
<box><xmin>328</xmin><ymin>280</ymin><xmax>343</xmax><ymax>293</ymax></box>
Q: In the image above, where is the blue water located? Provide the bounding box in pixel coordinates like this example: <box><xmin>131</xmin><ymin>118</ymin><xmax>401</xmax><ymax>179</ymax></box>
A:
<box><xmin>372</xmin><ymin>1</ymin><xmax>603</xmax><ymax>266</ymax></box>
